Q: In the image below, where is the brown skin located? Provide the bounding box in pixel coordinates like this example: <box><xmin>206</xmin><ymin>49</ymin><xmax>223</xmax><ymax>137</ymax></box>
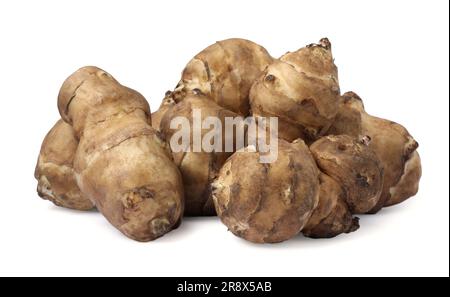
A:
<box><xmin>212</xmin><ymin>139</ymin><xmax>320</xmax><ymax>243</ymax></box>
<box><xmin>310</xmin><ymin>135</ymin><xmax>384</xmax><ymax>214</ymax></box>
<box><xmin>302</xmin><ymin>173</ymin><xmax>359</xmax><ymax>238</ymax></box>
<box><xmin>387</xmin><ymin>151</ymin><xmax>421</xmax><ymax>206</ymax></box>
<box><xmin>151</xmin><ymin>92</ymin><xmax>176</xmax><ymax>131</ymax></box>
<box><xmin>328</xmin><ymin>92</ymin><xmax>422</xmax><ymax>211</ymax></box>
<box><xmin>160</xmin><ymin>94</ymin><xmax>241</xmax><ymax>216</ymax></box>
<box><xmin>35</xmin><ymin>120</ymin><xmax>94</xmax><ymax>211</ymax></box>
<box><xmin>250</xmin><ymin>38</ymin><xmax>340</xmax><ymax>143</ymax></box>
<box><xmin>58</xmin><ymin>66</ymin><xmax>184</xmax><ymax>242</ymax></box>
<box><xmin>172</xmin><ymin>38</ymin><xmax>273</xmax><ymax>116</ymax></box>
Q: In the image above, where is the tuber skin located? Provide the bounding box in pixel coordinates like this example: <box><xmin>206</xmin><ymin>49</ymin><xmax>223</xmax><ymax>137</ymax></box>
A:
<box><xmin>35</xmin><ymin>120</ymin><xmax>94</xmax><ymax>211</ymax></box>
<box><xmin>310</xmin><ymin>135</ymin><xmax>384</xmax><ymax>214</ymax></box>
<box><xmin>302</xmin><ymin>173</ymin><xmax>360</xmax><ymax>238</ymax></box>
<box><xmin>160</xmin><ymin>93</ymin><xmax>241</xmax><ymax>216</ymax></box>
<box><xmin>212</xmin><ymin>139</ymin><xmax>320</xmax><ymax>243</ymax></box>
<box><xmin>172</xmin><ymin>38</ymin><xmax>273</xmax><ymax>116</ymax></box>
<box><xmin>58</xmin><ymin>66</ymin><xmax>184</xmax><ymax>242</ymax></box>
<box><xmin>249</xmin><ymin>38</ymin><xmax>340</xmax><ymax>142</ymax></box>
<box><xmin>328</xmin><ymin>92</ymin><xmax>422</xmax><ymax>211</ymax></box>
<box><xmin>151</xmin><ymin>91</ymin><xmax>176</xmax><ymax>131</ymax></box>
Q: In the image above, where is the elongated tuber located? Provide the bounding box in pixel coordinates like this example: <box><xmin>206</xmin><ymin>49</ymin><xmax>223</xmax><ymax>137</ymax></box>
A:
<box><xmin>160</xmin><ymin>93</ymin><xmax>241</xmax><ymax>216</ymax></box>
<box><xmin>172</xmin><ymin>38</ymin><xmax>273</xmax><ymax>116</ymax></box>
<box><xmin>58</xmin><ymin>66</ymin><xmax>184</xmax><ymax>241</ymax></box>
<box><xmin>212</xmin><ymin>139</ymin><xmax>320</xmax><ymax>243</ymax></box>
<box><xmin>250</xmin><ymin>38</ymin><xmax>340</xmax><ymax>142</ymax></box>
<box><xmin>35</xmin><ymin>119</ymin><xmax>94</xmax><ymax>210</ymax></box>
<box><xmin>310</xmin><ymin>135</ymin><xmax>384</xmax><ymax>214</ymax></box>
<box><xmin>328</xmin><ymin>92</ymin><xmax>421</xmax><ymax>212</ymax></box>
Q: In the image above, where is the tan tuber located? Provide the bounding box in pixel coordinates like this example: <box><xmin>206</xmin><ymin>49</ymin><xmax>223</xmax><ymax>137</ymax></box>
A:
<box><xmin>35</xmin><ymin>120</ymin><xmax>93</xmax><ymax>211</ymax></box>
<box><xmin>212</xmin><ymin>139</ymin><xmax>320</xmax><ymax>243</ymax></box>
<box><xmin>57</xmin><ymin>66</ymin><xmax>184</xmax><ymax>241</ymax></box>
<box><xmin>171</xmin><ymin>38</ymin><xmax>273</xmax><ymax>116</ymax></box>
<box><xmin>212</xmin><ymin>135</ymin><xmax>377</xmax><ymax>243</ymax></box>
<box><xmin>310</xmin><ymin>135</ymin><xmax>384</xmax><ymax>214</ymax></box>
<box><xmin>160</xmin><ymin>93</ymin><xmax>242</xmax><ymax>216</ymax></box>
<box><xmin>250</xmin><ymin>38</ymin><xmax>340</xmax><ymax>142</ymax></box>
<box><xmin>302</xmin><ymin>173</ymin><xmax>360</xmax><ymax>238</ymax></box>
<box><xmin>328</xmin><ymin>92</ymin><xmax>421</xmax><ymax>212</ymax></box>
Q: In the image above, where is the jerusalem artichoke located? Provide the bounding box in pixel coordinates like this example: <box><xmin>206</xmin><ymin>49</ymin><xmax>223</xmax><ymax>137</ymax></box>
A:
<box><xmin>172</xmin><ymin>38</ymin><xmax>273</xmax><ymax>116</ymax></box>
<box><xmin>250</xmin><ymin>38</ymin><xmax>340</xmax><ymax>142</ymax></box>
<box><xmin>57</xmin><ymin>66</ymin><xmax>184</xmax><ymax>241</ymax></box>
<box><xmin>35</xmin><ymin>120</ymin><xmax>94</xmax><ymax>211</ymax></box>
<box><xmin>160</xmin><ymin>93</ymin><xmax>242</xmax><ymax>216</ymax></box>
<box><xmin>302</xmin><ymin>173</ymin><xmax>360</xmax><ymax>238</ymax></box>
<box><xmin>212</xmin><ymin>139</ymin><xmax>320</xmax><ymax>243</ymax></box>
<box><xmin>310</xmin><ymin>135</ymin><xmax>384</xmax><ymax>214</ymax></box>
<box><xmin>328</xmin><ymin>92</ymin><xmax>421</xmax><ymax>212</ymax></box>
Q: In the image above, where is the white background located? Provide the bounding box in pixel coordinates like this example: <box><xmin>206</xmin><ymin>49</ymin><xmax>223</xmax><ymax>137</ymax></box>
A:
<box><xmin>0</xmin><ymin>0</ymin><xmax>448</xmax><ymax>277</ymax></box>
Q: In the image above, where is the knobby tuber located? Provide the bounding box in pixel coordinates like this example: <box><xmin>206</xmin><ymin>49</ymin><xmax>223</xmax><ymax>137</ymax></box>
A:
<box><xmin>151</xmin><ymin>92</ymin><xmax>176</xmax><ymax>131</ymax></box>
<box><xmin>35</xmin><ymin>120</ymin><xmax>94</xmax><ymax>210</ymax></box>
<box><xmin>250</xmin><ymin>38</ymin><xmax>340</xmax><ymax>142</ymax></box>
<box><xmin>160</xmin><ymin>93</ymin><xmax>242</xmax><ymax>216</ymax></box>
<box><xmin>302</xmin><ymin>173</ymin><xmax>360</xmax><ymax>238</ymax></box>
<box><xmin>172</xmin><ymin>38</ymin><xmax>273</xmax><ymax>116</ymax></box>
<box><xmin>212</xmin><ymin>137</ymin><xmax>368</xmax><ymax>243</ymax></box>
<box><xmin>212</xmin><ymin>139</ymin><xmax>321</xmax><ymax>243</ymax></box>
<box><xmin>328</xmin><ymin>92</ymin><xmax>421</xmax><ymax>212</ymax></box>
<box><xmin>58</xmin><ymin>66</ymin><xmax>184</xmax><ymax>241</ymax></box>
<box><xmin>310</xmin><ymin>135</ymin><xmax>384</xmax><ymax>214</ymax></box>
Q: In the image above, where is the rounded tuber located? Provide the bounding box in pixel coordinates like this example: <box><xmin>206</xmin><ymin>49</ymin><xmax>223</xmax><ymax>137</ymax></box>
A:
<box><xmin>160</xmin><ymin>93</ymin><xmax>242</xmax><ymax>216</ymax></box>
<box><xmin>249</xmin><ymin>38</ymin><xmax>340</xmax><ymax>142</ymax></box>
<box><xmin>35</xmin><ymin>120</ymin><xmax>94</xmax><ymax>211</ymax></box>
<box><xmin>58</xmin><ymin>66</ymin><xmax>184</xmax><ymax>241</ymax></box>
<box><xmin>172</xmin><ymin>38</ymin><xmax>273</xmax><ymax>116</ymax></box>
<box><xmin>302</xmin><ymin>173</ymin><xmax>360</xmax><ymax>238</ymax></box>
<box><xmin>212</xmin><ymin>139</ymin><xmax>320</xmax><ymax>243</ymax></box>
<box><xmin>328</xmin><ymin>92</ymin><xmax>422</xmax><ymax>212</ymax></box>
<box><xmin>310</xmin><ymin>135</ymin><xmax>384</xmax><ymax>214</ymax></box>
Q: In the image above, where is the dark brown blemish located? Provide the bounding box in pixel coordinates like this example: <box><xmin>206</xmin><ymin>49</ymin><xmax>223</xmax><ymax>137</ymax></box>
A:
<box><xmin>360</xmin><ymin>135</ymin><xmax>372</xmax><ymax>146</ymax></box>
<box><xmin>265</xmin><ymin>74</ymin><xmax>275</xmax><ymax>82</ymax></box>
<box><xmin>338</xmin><ymin>144</ymin><xmax>347</xmax><ymax>151</ymax></box>
<box><xmin>356</xmin><ymin>173</ymin><xmax>370</xmax><ymax>188</ymax></box>
<box><xmin>204</xmin><ymin>61</ymin><xmax>211</xmax><ymax>81</ymax></box>
<box><xmin>230</xmin><ymin>184</ymin><xmax>241</xmax><ymax>199</ymax></box>
<box><xmin>319</xmin><ymin>38</ymin><xmax>331</xmax><ymax>50</ymax></box>
<box><xmin>304</xmin><ymin>127</ymin><xmax>318</xmax><ymax>139</ymax></box>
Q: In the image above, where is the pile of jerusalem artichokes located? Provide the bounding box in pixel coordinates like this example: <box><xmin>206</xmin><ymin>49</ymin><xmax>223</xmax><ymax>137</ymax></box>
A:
<box><xmin>35</xmin><ymin>38</ymin><xmax>421</xmax><ymax>243</ymax></box>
